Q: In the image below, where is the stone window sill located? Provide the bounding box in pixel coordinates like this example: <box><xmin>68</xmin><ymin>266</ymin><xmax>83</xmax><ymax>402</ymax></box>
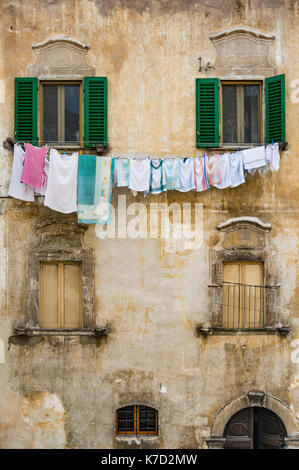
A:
<box><xmin>115</xmin><ymin>435</ymin><xmax>159</xmax><ymax>443</ymax></box>
<box><xmin>14</xmin><ymin>327</ymin><xmax>108</xmax><ymax>337</ymax></box>
<box><xmin>196</xmin><ymin>326</ymin><xmax>290</xmax><ymax>337</ymax></box>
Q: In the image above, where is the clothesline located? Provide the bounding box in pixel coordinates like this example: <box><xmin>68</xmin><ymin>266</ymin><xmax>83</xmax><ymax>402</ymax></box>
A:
<box><xmin>8</xmin><ymin>142</ymin><xmax>280</xmax><ymax>225</ymax></box>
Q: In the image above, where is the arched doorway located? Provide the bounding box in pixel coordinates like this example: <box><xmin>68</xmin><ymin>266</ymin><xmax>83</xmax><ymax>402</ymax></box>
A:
<box><xmin>224</xmin><ymin>407</ymin><xmax>287</xmax><ymax>449</ymax></box>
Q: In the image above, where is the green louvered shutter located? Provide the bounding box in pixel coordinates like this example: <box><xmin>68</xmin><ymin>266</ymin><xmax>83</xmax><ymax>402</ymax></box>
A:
<box><xmin>84</xmin><ymin>77</ymin><xmax>107</xmax><ymax>147</ymax></box>
<box><xmin>265</xmin><ymin>74</ymin><xmax>285</xmax><ymax>144</ymax></box>
<box><xmin>196</xmin><ymin>78</ymin><xmax>219</xmax><ymax>148</ymax></box>
<box><xmin>14</xmin><ymin>78</ymin><xmax>38</xmax><ymax>145</ymax></box>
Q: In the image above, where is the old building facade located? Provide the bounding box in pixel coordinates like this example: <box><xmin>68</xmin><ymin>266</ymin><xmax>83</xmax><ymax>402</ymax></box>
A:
<box><xmin>0</xmin><ymin>0</ymin><xmax>299</xmax><ymax>449</ymax></box>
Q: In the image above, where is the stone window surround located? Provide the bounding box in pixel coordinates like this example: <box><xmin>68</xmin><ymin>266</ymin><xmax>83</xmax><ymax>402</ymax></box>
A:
<box><xmin>26</xmin><ymin>247</ymin><xmax>95</xmax><ymax>330</ymax></box>
<box><xmin>27</xmin><ymin>36</ymin><xmax>95</xmax><ymax>150</ymax></box>
<box><xmin>203</xmin><ymin>27</ymin><xmax>289</xmax><ymax>151</ymax></box>
<box><xmin>13</xmin><ymin>218</ymin><xmax>108</xmax><ymax>339</ymax></box>
<box><xmin>197</xmin><ymin>217</ymin><xmax>290</xmax><ymax>336</ymax></box>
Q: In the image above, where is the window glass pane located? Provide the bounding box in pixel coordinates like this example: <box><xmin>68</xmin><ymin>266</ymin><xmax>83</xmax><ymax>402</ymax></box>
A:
<box><xmin>43</xmin><ymin>85</ymin><xmax>58</xmax><ymax>143</ymax></box>
<box><xmin>244</xmin><ymin>85</ymin><xmax>259</xmax><ymax>144</ymax></box>
<box><xmin>222</xmin><ymin>85</ymin><xmax>237</xmax><ymax>143</ymax></box>
<box><xmin>138</xmin><ymin>406</ymin><xmax>157</xmax><ymax>432</ymax></box>
<box><xmin>117</xmin><ymin>406</ymin><xmax>135</xmax><ymax>432</ymax></box>
<box><xmin>65</xmin><ymin>85</ymin><xmax>80</xmax><ymax>143</ymax></box>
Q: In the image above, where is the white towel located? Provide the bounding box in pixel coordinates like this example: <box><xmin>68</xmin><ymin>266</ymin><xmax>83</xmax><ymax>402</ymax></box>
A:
<box><xmin>129</xmin><ymin>158</ymin><xmax>150</xmax><ymax>192</ymax></box>
<box><xmin>265</xmin><ymin>143</ymin><xmax>280</xmax><ymax>172</ymax></box>
<box><xmin>214</xmin><ymin>154</ymin><xmax>232</xmax><ymax>189</ymax></box>
<box><xmin>177</xmin><ymin>158</ymin><xmax>195</xmax><ymax>192</ymax></box>
<box><xmin>8</xmin><ymin>144</ymin><xmax>34</xmax><ymax>201</ymax></box>
<box><xmin>44</xmin><ymin>149</ymin><xmax>78</xmax><ymax>214</ymax></box>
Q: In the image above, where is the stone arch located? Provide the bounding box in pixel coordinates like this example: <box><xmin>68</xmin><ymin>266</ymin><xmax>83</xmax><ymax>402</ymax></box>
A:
<box><xmin>207</xmin><ymin>391</ymin><xmax>298</xmax><ymax>448</ymax></box>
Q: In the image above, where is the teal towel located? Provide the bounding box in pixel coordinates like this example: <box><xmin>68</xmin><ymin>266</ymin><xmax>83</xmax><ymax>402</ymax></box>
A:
<box><xmin>77</xmin><ymin>154</ymin><xmax>114</xmax><ymax>224</ymax></box>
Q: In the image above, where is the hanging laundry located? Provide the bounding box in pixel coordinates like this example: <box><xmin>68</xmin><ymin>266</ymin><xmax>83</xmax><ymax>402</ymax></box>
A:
<box><xmin>116</xmin><ymin>158</ymin><xmax>130</xmax><ymax>187</ymax></box>
<box><xmin>162</xmin><ymin>158</ymin><xmax>180</xmax><ymax>190</ymax></box>
<box><xmin>265</xmin><ymin>143</ymin><xmax>280</xmax><ymax>172</ymax></box>
<box><xmin>77</xmin><ymin>155</ymin><xmax>114</xmax><ymax>224</ymax></box>
<box><xmin>177</xmin><ymin>158</ymin><xmax>195</xmax><ymax>192</ymax></box>
<box><xmin>20</xmin><ymin>143</ymin><xmax>48</xmax><ymax>191</ymax></box>
<box><xmin>44</xmin><ymin>149</ymin><xmax>78</xmax><ymax>214</ymax></box>
<box><xmin>35</xmin><ymin>157</ymin><xmax>49</xmax><ymax>196</ymax></box>
<box><xmin>149</xmin><ymin>160</ymin><xmax>166</xmax><ymax>194</ymax></box>
<box><xmin>229</xmin><ymin>151</ymin><xmax>245</xmax><ymax>187</ymax></box>
<box><xmin>194</xmin><ymin>157</ymin><xmax>210</xmax><ymax>191</ymax></box>
<box><xmin>206</xmin><ymin>155</ymin><xmax>221</xmax><ymax>186</ymax></box>
<box><xmin>242</xmin><ymin>146</ymin><xmax>266</xmax><ymax>171</ymax></box>
<box><xmin>8</xmin><ymin>144</ymin><xmax>34</xmax><ymax>201</ymax></box>
<box><xmin>214</xmin><ymin>153</ymin><xmax>232</xmax><ymax>189</ymax></box>
<box><xmin>129</xmin><ymin>158</ymin><xmax>151</xmax><ymax>192</ymax></box>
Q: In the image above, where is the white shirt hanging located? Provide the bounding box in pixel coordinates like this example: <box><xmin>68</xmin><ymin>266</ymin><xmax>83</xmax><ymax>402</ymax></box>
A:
<box><xmin>44</xmin><ymin>149</ymin><xmax>78</xmax><ymax>214</ymax></box>
<box><xmin>8</xmin><ymin>144</ymin><xmax>34</xmax><ymax>202</ymax></box>
<box><xmin>129</xmin><ymin>158</ymin><xmax>151</xmax><ymax>192</ymax></box>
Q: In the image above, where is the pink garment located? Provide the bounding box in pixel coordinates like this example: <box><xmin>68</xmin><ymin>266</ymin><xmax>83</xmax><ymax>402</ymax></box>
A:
<box><xmin>20</xmin><ymin>143</ymin><xmax>48</xmax><ymax>191</ymax></box>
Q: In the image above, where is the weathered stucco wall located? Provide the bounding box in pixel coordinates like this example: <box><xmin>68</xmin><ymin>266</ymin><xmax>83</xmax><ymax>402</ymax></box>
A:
<box><xmin>0</xmin><ymin>0</ymin><xmax>299</xmax><ymax>448</ymax></box>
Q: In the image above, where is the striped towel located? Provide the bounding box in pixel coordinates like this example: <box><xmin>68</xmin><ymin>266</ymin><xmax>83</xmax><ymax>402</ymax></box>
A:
<box><xmin>206</xmin><ymin>155</ymin><xmax>221</xmax><ymax>186</ymax></box>
<box><xmin>77</xmin><ymin>155</ymin><xmax>114</xmax><ymax>224</ymax></box>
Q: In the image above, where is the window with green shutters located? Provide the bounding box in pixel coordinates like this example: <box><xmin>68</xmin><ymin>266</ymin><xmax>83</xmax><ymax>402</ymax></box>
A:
<box><xmin>196</xmin><ymin>74</ymin><xmax>286</xmax><ymax>148</ymax></box>
<box><xmin>14</xmin><ymin>76</ymin><xmax>108</xmax><ymax>148</ymax></box>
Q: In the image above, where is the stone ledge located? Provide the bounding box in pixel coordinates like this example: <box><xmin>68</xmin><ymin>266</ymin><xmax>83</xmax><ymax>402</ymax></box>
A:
<box><xmin>14</xmin><ymin>327</ymin><xmax>108</xmax><ymax>336</ymax></box>
<box><xmin>196</xmin><ymin>326</ymin><xmax>291</xmax><ymax>337</ymax></box>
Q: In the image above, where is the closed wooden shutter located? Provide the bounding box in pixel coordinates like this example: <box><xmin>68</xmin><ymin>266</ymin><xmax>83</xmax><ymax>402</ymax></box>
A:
<box><xmin>63</xmin><ymin>263</ymin><xmax>82</xmax><ymax>328</ymax></box>
<box><xmin>40</xmin><ymin>263</ymin><xmax>59</xmax><ymax>328</ymax></box>
<box><xmin>84</xmin><ymin>77</ymin><xmax>107</xmax><ymax>148</ymax></box>
<box><xmin>40</xmin><ymin>262</ymin><xmax>82</xmax><ymax>328</ymax></box>
<box><xmin>196</xmin><ymin>78</ymin><xmax>219</xmax><ymax>148</ymax></box>
<box><xmin>265</xmin><ymin>74</ymin><xmax>285</xmax><ymax>144</ymax></box>
<box><xmin>14</xmin><ymin>77</ymin><xmax>38</xmax><ymax>144</ymax></box>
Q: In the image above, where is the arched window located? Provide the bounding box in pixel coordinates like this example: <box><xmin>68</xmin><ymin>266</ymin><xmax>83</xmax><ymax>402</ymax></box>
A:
<box><xmin>116</xmin><ymin>405</ymin><xmax>158</xmax><ymax>435</ymax></box>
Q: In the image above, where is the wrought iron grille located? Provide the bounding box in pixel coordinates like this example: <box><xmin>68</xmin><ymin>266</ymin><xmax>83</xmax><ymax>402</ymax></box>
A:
<box><xmin>221</xmin><ymin>282</ymin><xmax>271</xmax><ymax>329</ymax></box>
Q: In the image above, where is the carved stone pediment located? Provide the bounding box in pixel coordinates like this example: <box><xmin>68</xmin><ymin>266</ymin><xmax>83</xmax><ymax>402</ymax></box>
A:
<box><xmin>209</xmin><ymin>27</ymin><xmax>275</xmax><ymax>78</ymax></box>
<box><xmin>28</xmin><ymin>37</ymin><xmax>94</xmax><ymax>79</ymax></box>
<box><xmin>216</xmin><ymin>217</ymin><xmax>271</xmax><ymax>251</ymax></box>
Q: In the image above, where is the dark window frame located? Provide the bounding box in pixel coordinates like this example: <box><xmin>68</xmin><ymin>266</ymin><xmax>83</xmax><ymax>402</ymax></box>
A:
<box><xmin>220</xmin><ymin>80</ymin><xmax>263</xmax><ymax>146</ymax></box>
<box><xmin>116</xmin><ymin>405</ymin><xmax>158</xmax><ymax>436</ymax></box>
<box><xmin>40</xmin><ymin>80</ymin><xmax>83</xmax><ymax>148</ymax></box>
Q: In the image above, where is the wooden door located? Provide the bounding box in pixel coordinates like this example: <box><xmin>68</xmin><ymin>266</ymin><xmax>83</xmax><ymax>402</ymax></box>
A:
<box><xmin>224</xmin><ymin>407</ymin><xmax>286</xmax><ymax>449</ymax></box>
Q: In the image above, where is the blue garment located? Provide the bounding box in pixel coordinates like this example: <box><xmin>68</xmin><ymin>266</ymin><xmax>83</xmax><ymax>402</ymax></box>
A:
<box><xmin>162</xmin><ymin>158</ymin><xmax>180</xmax><ymax>190</ymax></box>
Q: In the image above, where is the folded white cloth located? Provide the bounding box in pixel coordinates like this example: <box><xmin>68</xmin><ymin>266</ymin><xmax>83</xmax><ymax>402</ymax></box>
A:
<box><xmin>242</xmin><ymin>146</ymin><xmax>266</xmax><ymax>171</ymax></box>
